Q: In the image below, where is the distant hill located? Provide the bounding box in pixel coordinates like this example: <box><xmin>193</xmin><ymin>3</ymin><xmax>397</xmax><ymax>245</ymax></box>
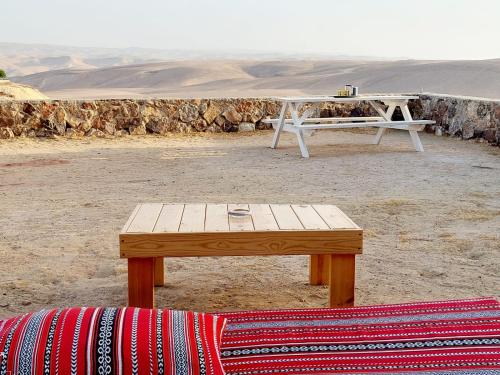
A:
<box><xmin>3</xmin><ymin>42</ymin><xmax>499</xmax><ymax>99</ymax></box>
<box><xmin>0</xmin><ymin>42</ymin><xmax>383</xmax><ymax>77</ymax></box>
<box><xmin>0</xmin><ymin>43</ymin><xmax>166</xmax><ymax>76</ymax></box>
<box><xmin>11</xmin><ymin>59</ymin><xmax>500</xmax><ymax>100</ymax></box>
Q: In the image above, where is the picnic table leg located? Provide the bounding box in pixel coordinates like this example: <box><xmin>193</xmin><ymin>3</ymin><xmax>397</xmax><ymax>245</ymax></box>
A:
<box><xmin>296</xmin><ymin>129</ymin><xmax>310</xmax><ymax>158</ymax></box>
<box><xmin>409</xmin><ymin>131</ymin><xmax>424</xmax><ymax>152</ymax></box>
<box><xmin>128</xmin><ymin>258</ymin><xmax>155</xmax><ymax>308</ymax></box>
<box><xmin>369</xmin><ymin>101</ymin><xmax>396</xmax><ymax>145</ymax></box>
<box><xmin>309</xmin><ymin>255</ymin><xmax>330</xmax><ymax>285</ymax></box>
<box><xmin>154</xmin><ymin>257</ymin><xmax>165</xmax><ymax>286</ymax></box>
<box><xmin>271</xmin><ymin>102</ymin><xmax>288</xmax><ymax>149</ymax></box>
<box><xmin>328</xmin><ymin>254</ymin><xmax>355</xmax><ymax>307</ymax></box>
<box><xmin>288</xmin><ymin>102</ymin><xmax>311</xmax><ymax>158</ymax></box>
<box><xmin>401</xmin><ymin>104</ymin><xmax>424</xmax><ymax>152</ymax></box>
<box><xmin>372</xmin><ymin>128</ymin><xmax>386</xmax><ymax>145</ymax></box>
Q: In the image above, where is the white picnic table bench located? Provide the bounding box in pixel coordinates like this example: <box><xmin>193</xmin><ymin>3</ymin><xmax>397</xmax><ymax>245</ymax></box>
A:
<box><xmin>264</xmin><ymin>95</ymin><xmax>435</xmax><ymax>158</ymax></box>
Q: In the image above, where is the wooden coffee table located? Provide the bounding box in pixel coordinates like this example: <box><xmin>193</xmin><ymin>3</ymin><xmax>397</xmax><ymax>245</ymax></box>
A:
<box><xmin>120</xmin><ymin>203</ymin><xmax>363</xmax><ymax>308</ymax></box>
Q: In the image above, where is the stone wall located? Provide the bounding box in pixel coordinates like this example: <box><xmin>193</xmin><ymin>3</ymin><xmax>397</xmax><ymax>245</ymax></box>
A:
<box><xmin>0</xmin><ymin>94</ymin><xmax>498</xmax><ymax>146</ymax></box>
<box><xmin>0</xmin><ymin>98</ymin><xmax>371</xmax><ymax>139</ymax></box>
<box><xmin>409</xmin><ymin>94</ymin><xmax>500</xmax><ymax>144</ymax></box>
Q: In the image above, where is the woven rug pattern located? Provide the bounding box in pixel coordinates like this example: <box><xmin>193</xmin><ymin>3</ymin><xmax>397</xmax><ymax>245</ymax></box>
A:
<box><xmin>219</xmin><ymin>298</ymin><xmax>500</xmax><ymax>374</ymax></box>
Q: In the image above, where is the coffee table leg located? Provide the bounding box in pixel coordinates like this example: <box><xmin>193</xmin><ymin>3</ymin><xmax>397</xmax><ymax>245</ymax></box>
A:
<box><xmin>328</xmin><ymin>254</ymin><xmax>355</xmax><ymax>307</ymax></box>
<box><xmin>128</xmin><ymin>258</ymin><xmax>155</xmax><ymax>308</ymax></box>
<box><xmin>309</xmin><ymin>255</ymin><xmax>330</xmax><ymax>285</ymax></box>
<box><xmin>154</xmin><ymin>257</ymin><xmax>165</xmax><ymax>286</ymax></box>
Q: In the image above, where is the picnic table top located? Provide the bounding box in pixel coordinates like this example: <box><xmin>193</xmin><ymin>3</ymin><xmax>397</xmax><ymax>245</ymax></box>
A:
<box><xmin>273</xmin><ymin>95</ymin><xmax>420</xmax><ymax>102</ymax></box>
<box><xmin>121</xmin><ymin>203</ymin><xmax>360</xmax><ymax>234</ymax></box>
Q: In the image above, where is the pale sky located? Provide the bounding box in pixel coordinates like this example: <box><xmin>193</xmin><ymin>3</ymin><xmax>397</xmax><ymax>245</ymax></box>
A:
<box><xmin>3</xmin><ymin>0</ymin><xmax>500</xmax><ymax>60</ymax></box>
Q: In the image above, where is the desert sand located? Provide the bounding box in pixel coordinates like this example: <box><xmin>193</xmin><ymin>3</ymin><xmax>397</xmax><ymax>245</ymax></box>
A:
<box><xmin>3</xmin><ymin>42</ymin><xmax>500</xmax><ymax>99</ymax></box>
<box><xmin>9</xmin><ymin>59</ymin><xmax>500</xmax><ymax>100</ymax></box>
<box><xmin>0</xmin><ymin>129</ymin><xmax>499</xmax><ymax>319</ymax></box>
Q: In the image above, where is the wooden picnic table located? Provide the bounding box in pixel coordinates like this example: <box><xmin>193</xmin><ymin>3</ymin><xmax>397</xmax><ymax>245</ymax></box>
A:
<box><xmin>266</xmin><ymin>95</ymin><xmax>435</xmax><ymax>157</ymax></box>
<box><xmin>119</xmin><ymin>203</ymin><xmax>363</xmax><ymax>309</ymax></box>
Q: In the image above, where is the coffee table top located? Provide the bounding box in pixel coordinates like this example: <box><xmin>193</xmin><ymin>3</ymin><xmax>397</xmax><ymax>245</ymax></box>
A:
<box><xmin>120</xmin><ymin>203</ymin><xmax>362</xmax><ymax>258</ymax></box>
<box><xmin>121</xmin><ymin>203</ymin><xmax>360</xmax><ymax>234</ymax></box>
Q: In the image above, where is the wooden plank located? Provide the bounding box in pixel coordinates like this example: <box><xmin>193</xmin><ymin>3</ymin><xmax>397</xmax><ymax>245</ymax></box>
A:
<box><xmin>270</xmin><ymin>204</ymin><xmax>304</xmax><ymax>230</ymax></box>
<box><xmin>127</xmin><ymin>203</ymin><xmax>163</xmax><ymax>233</ymax></box>
<box><xmin>205</xmin><ymin>204</ymin><xmax>229</xmax><ymax>232</ymax></box>
<box><xmin>128</xmin><ymin>258</ymin><xmax>155</xmax><ymax>308</ymax></box>
<box><xmin>309</xmin><ymin>254</ymin><xmax>330</xmax><ymax>285</ymax></box>
<box><xmin>121</xmin><ymin>204</ymin><xmax>142</xmax><ymax>233</ymax></box>
<box><xmin>262</xmin><ymin>116</ymin><xmax>384</xmax><ymax>124</ymax></box>
<box><xmin>292</xmin><ymin>204</ymin><xmax>329</xmax><ymax>229</ymax></box>
<box><xmin>291</xmin><ymin>120</ymin><xmax>432</xmax><ymax>130</ymax></box>
<box><xmin>179</xmin><ymin>203</ymin><xmax>206</xmax><ymax>233</ymax></box>
<box><xmin>313</xmin><ymin>205</ymin><xmax>359</xmax><ymax>229</ymax></box>
<box><xmin>228</xmin><ymin>204</ymin><xmax>254</xmax><ymax>231</ymax></box>
<box><xmin>276</xmin><ymin>95</ymin><xmax>419</xmax><ymax>102</ymax></box>
<box><xmin>328</xmin><ymin>254</ymin><xmax>355</xmax><ymax>307</ymax></box>
<box><xmin>120</xmin><ymin>229</ymin><xmax>363</xmax><ymax>257</ymax></box>
<box><xmin>249</xmin><ymin>204</ymin><xmax>279</xmax><ymax>231</ymax></box>
<box><xmin>278</xmin><ymin>123</ymin><xmax>426</xmax><ymax>133</ymax></box>
<box><xmin>154</xmin><ymin>257</ymin><xmax>164</xmax><ymax>286</ymax></box>
<box><xmin>154</xmin><ymin>204</ymin><xmax>184</xmax><ymax>233</ymax></box>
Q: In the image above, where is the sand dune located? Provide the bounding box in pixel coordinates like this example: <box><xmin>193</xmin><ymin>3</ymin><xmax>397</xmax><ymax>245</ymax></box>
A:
<box><xmin>10</xmin><ymin>58</ymin><xmax>500</xmax><ymax>99</ymax></box>
<box><xmin>3</xmin><ymin>43</ymin><xmax>499</xmax><ymax>99</ymax></box>
<box><xmin>2</xmin><ymin>42</ymin><xmax>355</xmax><ymax>77</ymax></box>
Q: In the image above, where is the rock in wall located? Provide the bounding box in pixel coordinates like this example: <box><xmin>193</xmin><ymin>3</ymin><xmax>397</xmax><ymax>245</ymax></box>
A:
<box><xmin>410</xmin><ymin>94</ymin><xmax>500</xmax><ymax>145</ymax></box>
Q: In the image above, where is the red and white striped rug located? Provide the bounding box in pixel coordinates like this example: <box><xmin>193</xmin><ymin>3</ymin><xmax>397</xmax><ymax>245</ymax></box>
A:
<box><xmin>219</xmin><ymin>297</ymin><xmax>500</xmax><ymax>374</ymax></box>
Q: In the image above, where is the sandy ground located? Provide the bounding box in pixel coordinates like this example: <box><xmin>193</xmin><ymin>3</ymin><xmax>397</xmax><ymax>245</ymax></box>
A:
<box><xmin>0</xmin><ymin>130</ymin><xmax>499</xmax><ymax>319</ymax></box>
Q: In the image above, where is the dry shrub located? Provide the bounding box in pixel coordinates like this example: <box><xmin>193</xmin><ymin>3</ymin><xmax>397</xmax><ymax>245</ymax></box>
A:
<box><xmin>364</xmin><ymin>228</ymin><xmax>378</xmax><ymax>238</ymax></box>
<box><xmin>450</xmin><ymin>208</ymin><xmax>500</xmax><ymax>222</ymax></box>
<box><xmin>439</xmin><ymin>234</ymin><xmax>474</xmax><ymax>252</ymax></box>
<box><xmin>469</xmin><ymin>191</ymin><xmax>491</xmax><ymax>199</ymax></box>
<box><xmin>367</xmin><ymin>198</ymin><xmax>418</xmax><ymax>216</ymax></box>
